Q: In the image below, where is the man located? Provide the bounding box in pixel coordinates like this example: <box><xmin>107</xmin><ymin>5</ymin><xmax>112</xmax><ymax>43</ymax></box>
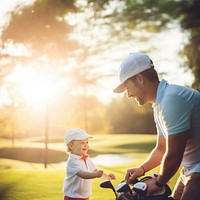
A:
<box><xmin>113</xmin><ymin>52</ymin><xmax>200</xmax><ymax>200</ymax></box>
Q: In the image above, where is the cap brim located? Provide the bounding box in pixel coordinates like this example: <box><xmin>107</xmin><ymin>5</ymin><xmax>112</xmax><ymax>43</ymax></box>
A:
<box><xmin>76</xmin><ymin>134</ymin><xmax>93</xmax><ymax>140</ymax></box>
<box><xmin>113</xmin><ymin>83</ymin><xmax>125</xmax><ymax>93</ymax></box>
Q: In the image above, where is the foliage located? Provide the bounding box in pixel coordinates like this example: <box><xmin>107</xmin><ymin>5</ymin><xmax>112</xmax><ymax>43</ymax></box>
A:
<box><xmin>60</xmin><ymin>95</ymin><xmax>110</xmax><ymax>133</ymax></box>
<box><xmin>1</xmin><ymin>0</ymin><xmax>78</xmax><ymax>58</ymax></box>
<box><xmin>106</xmin><ymin>95</ymin><xmax>156</xmax><ymax>134</ymax></box>
<box><xmin>0</xmin><ymin>94</ymin><xmax>112</xmax><ymax>137</ymax></box>
<box><xmin>179</xmin><ymin>0</ymin><xmax>200</xmax><ymax>90</ymax></box>
<box><xmin>0</xmin><ymin>92</ymin><xmax>156</xmax><ymax>137</ymax></box>
<box><xmin>1</xmin><ymin>0</ymin><xmax>199</xmax><ymax>139</ymax></box>
<box><xmin>87</xmin><ymin>0</ymin><xmax>200</xmax><ymax>90</ymax></box>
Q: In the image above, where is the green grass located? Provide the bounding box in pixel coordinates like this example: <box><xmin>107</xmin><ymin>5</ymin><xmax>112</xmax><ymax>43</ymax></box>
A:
<box><xmin>0</xmin><ymin>170</ymin><xmax>64</xmax><ymax>200</ymax></box>
<box><xmin>0</xmin><ymin>134</ymin><xmax>180</xmax><ymax>200</ymax></box>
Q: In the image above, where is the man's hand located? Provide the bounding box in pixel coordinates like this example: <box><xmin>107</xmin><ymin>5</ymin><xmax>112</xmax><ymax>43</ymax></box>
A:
<box><xmin>125</xmin><ymin>166</ymin><xmax>145</xmax><ymax>184</ymax></box>
<box><xmin>144</xmin><ymin>178</ymin><xmax>165</xmax><ymax>196</ymax></box>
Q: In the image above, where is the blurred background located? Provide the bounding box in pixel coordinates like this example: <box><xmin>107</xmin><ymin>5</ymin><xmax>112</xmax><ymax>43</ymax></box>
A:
<box><xmin>0</xmin><ymin>0</ymin><xmax>199</xmax><ymax>169</ymax></box>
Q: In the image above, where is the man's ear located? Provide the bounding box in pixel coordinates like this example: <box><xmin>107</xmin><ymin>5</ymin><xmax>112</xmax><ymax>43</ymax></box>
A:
<box><xmin>136</xmin><ymin>74</ymin><xmax>144</xmax><ymax>84</ymax></box>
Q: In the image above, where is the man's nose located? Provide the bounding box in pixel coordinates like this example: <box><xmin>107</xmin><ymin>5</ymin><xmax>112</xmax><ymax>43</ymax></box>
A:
<box><xmin>126</xmin><ymin>90</ymin><xmax>132</xmax><ymax>98</ymax></box>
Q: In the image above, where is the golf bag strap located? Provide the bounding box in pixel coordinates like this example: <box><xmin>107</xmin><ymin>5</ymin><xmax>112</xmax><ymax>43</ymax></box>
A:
<box><xmin>146</xmin><ymin>185</ymin><xmax>172</xmax><ymax>200</ymax></box>
<box><xmin>64</xmin><ymin>196</ymin><xmax>89</xmax><ymax>200</ymax></box>
<box><xmin>138</xmin><ymin>176</ymin><xmax>172</xmax><ymax>199</ymax></box>
<box><xmin>139</xmin><ymin>176</ymin><xmax>153</xmax><ymax>182</ymax></box>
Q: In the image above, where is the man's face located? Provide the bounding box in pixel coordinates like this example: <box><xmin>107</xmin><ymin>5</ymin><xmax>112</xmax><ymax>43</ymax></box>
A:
<box><xmin>123</xmin><ymin>75</ymin><xmax>147</xmax><ymax>106</ymax></box>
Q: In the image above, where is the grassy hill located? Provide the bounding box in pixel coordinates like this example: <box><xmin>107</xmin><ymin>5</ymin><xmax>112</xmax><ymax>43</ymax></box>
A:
<box><xmin>0</xmin><ymin>134</ymin><xmax>179</xmax><ymax>200</ymax></box>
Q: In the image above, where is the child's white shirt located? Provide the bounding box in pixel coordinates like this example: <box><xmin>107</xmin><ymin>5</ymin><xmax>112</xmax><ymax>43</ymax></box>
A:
<box><xmin>63</xmin><ymin>153</ymin><xmax>96</xmax><ymax>198</ymax></box>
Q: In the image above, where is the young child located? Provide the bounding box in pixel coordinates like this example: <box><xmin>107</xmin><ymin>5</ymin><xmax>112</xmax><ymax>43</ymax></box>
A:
<box><xmin>63</xmin><ymin>128</ymin><xmax>115</xmax><ymax>200</ymax></box>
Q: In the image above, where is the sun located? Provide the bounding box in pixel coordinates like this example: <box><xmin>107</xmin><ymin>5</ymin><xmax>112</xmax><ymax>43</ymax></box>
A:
<box><xmin>6</xmin><ymin>66</ymin><xmax>61</xmax><ymax>109</ymax></box>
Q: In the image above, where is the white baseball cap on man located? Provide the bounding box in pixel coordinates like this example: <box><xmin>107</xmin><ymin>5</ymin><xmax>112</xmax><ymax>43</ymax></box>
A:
<box><xmin>113</xmin><ymin>52</ymin><xmax>154</xmax><ymax>93</ymax></box>
<box><xmin>64</xmin><ymin>128</ymin><xmax>92</xmax><ymax>145</ymax></box>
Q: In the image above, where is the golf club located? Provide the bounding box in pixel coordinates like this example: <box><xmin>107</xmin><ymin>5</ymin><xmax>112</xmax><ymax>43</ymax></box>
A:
<box><xmin>116</xmin><ymin>181</ymin><xmax>134</xmax><ymax>198</ymax></box>
<box><xmin>100</xmin><ymin>179</ymin><xmax>117</xmax><ymax>198</ymax></box>
<box><xmin>100</xmin><ymin>175</ymin><xmax>174</xmax><ymax>200</ymax></box>
<box><xmin>132</xmin><ymin>182</ymin><xmax>147</xmax><ymax>199</ymax></box>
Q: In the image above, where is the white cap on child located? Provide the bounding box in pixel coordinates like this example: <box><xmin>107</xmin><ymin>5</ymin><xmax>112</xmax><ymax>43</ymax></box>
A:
<box><xmin>64</xmin><ymin>128</ymin><xmax>92</xmax><ymax>145</ymax></box>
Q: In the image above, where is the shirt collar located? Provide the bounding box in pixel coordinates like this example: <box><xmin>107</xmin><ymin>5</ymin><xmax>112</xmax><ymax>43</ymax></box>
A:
<box><xmin>69</xmin><ymin>153</ymin><xmax>82</xmax><ymax>159</ymax></box>
<box><xmin>153</xmin><ymin>79</ymin><xmax>168</xmax><ymax>106</ymax></box>
<box><xmin>69</xmin><ymin>153</ymin><xmax>89</xmax><ymax>159</ymax></box>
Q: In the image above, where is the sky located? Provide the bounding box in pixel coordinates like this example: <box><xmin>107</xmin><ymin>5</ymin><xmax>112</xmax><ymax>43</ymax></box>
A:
<box><xmin>0</xmin><ymin>0</ymin><xmax>194</xmax><ymax>103</ymax></box>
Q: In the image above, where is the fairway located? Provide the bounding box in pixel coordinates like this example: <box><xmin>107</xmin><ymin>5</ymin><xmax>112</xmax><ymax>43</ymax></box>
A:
<box><xmin>0</xmin><ymin>134</ymin><xmax>179</xmax><ymax>200</ymax></box>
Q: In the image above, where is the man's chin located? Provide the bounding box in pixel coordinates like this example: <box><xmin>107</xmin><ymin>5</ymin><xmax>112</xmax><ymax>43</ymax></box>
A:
<box><xmin>135</xmin><ymin>98</ymin><xmax>144</xmax><ymax>106</ymax></box>
<box><xmin>135</xmin><ymin>99</ymin><xmax>145</xmax><ymax>106</ymax></box>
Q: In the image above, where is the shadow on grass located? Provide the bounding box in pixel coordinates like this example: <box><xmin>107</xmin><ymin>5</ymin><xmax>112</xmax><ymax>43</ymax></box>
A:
<box><xmin>0</xmin><ymin>140</ymin><xmax>155</xmax><ymax>163</ymax></box>
<box><xmin>0</xmin><ymin>147</ymin><xmax>66</xmax><ymax>163</ymax></box>
<box><xmin>88</xmin><ymin>141</ymin><xmax>156</xmax><ymax>157</ymax></box>
<box><xmin>0</xmin><ymin>147</ymin><xmax>107</xmax><ymax>164</ymax></box>
<box><xmin>0</xmin><ymin>184</ymin><xmax>14</xmax><ymax>200</ymax></box>
<box><xmin>115</xmin><ymin>141</ymin><xmax>156</xmax><ymax>153</ymax></box>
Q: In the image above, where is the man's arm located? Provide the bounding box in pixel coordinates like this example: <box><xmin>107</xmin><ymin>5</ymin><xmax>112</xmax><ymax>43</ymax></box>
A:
<box><xmin>125</xmin><ymin>134</ymin><xmax>166</xmax><ymax>182</ymax></box>
<box><xmin>156</xmin><ymin>130</ymin><xmax>189</xmax><ymax>185</ymax></box>
<box><xmin>141</xmin><ymin>134</ymin><xmax>166</xmax><ymax>172</ymax></box>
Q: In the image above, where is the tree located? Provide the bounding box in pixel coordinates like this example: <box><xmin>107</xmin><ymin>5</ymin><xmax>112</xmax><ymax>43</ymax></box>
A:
<box><xmin>1</xmin><ymin>0</ymin><xmax>79</xmax><ymax>168</ymax></box>
<box><xmin>1</xmin><ymin>0</ymin><xmax>78</xmax><ymax>58</ymax></box>
<box><xmin>180</xmin><ymin>0</ymin><xmax>200</xmax><ymax>90</ymax></box>
<box><xmin>106</xmin><ymin>95</ymin><xmax>156</xmax><ymax>134</ymax></box>
<box><xmin>86</xmin><ymin>0</ymin><xmax>200</xmax><ymax>90</ymax></box>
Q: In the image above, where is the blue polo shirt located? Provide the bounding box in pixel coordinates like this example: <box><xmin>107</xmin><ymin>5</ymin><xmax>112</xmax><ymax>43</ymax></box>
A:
<box><xmin>153</xmin><ymin>79</ymin><xmax>200</xmax><ymax>175</ymax></box>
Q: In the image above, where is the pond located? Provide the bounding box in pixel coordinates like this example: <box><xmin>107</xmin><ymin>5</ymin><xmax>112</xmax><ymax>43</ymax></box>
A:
<box><xmin>58</xmin><ymin>154</ymin><xmax>137</xmax><ymax>169</ymax></box>
<box><xmin>92</xmin><ymin>154</ymin><xmax>137</xmax><ymax>166</ymax></box>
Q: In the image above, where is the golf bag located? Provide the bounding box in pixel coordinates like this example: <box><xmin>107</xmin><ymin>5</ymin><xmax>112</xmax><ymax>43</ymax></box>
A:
<box><xmin>117</xmin><ymin>176</ymin><xmax>174</xmax><ymax>200</ymax></box>
<box><xmin>100</xmin><ymin>175</ymin><xmax>174</xmax><ymax>200</ymax></box>
<box><xmin>117</xmin><ymin>184</ymin><xmax>173</xmax><ymax>200</ymax></box>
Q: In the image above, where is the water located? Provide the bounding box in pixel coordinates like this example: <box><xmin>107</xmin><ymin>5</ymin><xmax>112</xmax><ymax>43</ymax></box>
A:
<box><xmin>58</xmin><ymin>154</ymin><xmax>137</xmax><ymax>168</ymax></box>
<box><xmin>92</xmin><ymin>154</ymin><xmax>137</xmax><ymax>166</ymax></box>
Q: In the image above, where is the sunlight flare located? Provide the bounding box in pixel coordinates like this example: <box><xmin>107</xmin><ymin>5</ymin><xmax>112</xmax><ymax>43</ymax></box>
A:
<box><xmin>6</xmin><ymin>66</ymin><xmax>61</xmax><ymax>109</ymax></box>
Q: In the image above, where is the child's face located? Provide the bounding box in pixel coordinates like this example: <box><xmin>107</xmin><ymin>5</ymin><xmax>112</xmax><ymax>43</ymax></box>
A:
<box><xmin>70</xmin><ymin>138</ymin><xmax>89</xmax><ymax>156</ymax></box>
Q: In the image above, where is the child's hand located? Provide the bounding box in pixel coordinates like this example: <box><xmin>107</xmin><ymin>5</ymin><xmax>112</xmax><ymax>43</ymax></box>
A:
<box><xmin>102</xmin><ymin>173</ymin><xmax>116</xmax><ymax>180</ymax></box>
<box><xmin>107</xmin><ymin>173</ymin><xmax>116</xmax><ymax>180</ymax></box>
<box><xmin>95</xmin><ymin>170</ymin><xmax>104</xmax><ymax>178</ymax></box>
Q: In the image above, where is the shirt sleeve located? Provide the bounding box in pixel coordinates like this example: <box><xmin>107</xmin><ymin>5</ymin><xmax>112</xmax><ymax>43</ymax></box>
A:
<box><xmin>161</xmin><ymin>94</ymin><xmax>192</xmax><ymax>135</ymax></box>
<box><xmin>67</xmin><ymin>159</ymin><xmax>83</xmax><ymax>175</ymax></box>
